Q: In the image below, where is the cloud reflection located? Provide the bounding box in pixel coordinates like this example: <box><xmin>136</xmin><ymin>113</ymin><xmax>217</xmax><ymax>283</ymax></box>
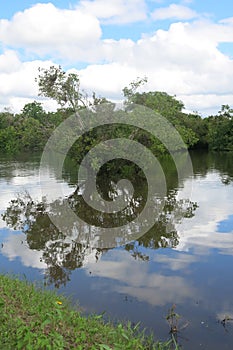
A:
<box><xmin>153</xmin><ymin>253</ymin><xmax>197</xmax><ymax>271</ymax></box>
<box><xmin>176</xmin><ymin>173</ymin><xmax>233</xmax><ymax>255</ymax></box>
<box><xmin>1</xmin><ymin>231</ymin><xmax>46</xmax><ymax>269</ymax></box>
<box><xmin>85</xmin><ymin>250</ymin><xmax>196</xmax><ymax>306</ymax></box>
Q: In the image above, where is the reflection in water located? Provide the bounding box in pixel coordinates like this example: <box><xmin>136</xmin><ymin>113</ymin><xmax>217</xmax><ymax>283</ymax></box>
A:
<box><xmin>83</xmin><ymin>249</ymin><xmax>197</xmax><ymax>307</ymax></box>
<box><xmin>1</xmin><ymin>151</ymin><xmax>233</xmax><ymax>349</ymax></box>
<box><xmin>217</xmin><ymin>215</ymin><xmax>233</xmax><ymax>233</ymax></box>
<box><xmin>2</xmin><ymin>178</ymin><xmax>197</xmax><ymax>287</ymax></box>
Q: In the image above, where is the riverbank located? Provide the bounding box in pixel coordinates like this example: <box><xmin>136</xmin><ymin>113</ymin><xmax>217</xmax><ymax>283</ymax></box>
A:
<box><xmin>0</xmin><ymin>274</ymin><xmax>178</xmax><ymax>349</ymax></box>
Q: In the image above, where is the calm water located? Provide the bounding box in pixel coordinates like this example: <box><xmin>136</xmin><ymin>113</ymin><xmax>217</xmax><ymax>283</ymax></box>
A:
<box><xmin>1</xmin><ymin>151</ymin><xmax>233</xmax><ymax>349</ymax></box>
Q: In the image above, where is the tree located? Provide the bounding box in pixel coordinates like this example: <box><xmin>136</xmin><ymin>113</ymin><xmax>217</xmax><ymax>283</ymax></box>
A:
<box><xmin>122</xmin><ymin>76</ymin><xmax>148</xmax><ymax>103</ymax></box>
<box><xmin>21</xmin><ymin>101</ymin><xmax>45</xmax><ymax>121</ymax></box>
<box><xmin>0</xmin><ymin>110</ymin><xmax>14</xmax><ymax>129</ymax></box>
<box><xmin>123</xmin><ymin>88</ymin><xmax>200</xmax><ymax>149</ymax></box>
<box><xmin>0</xmin><ymin>126</ymin><xmax>18</xmax><ymax>153</ymax></box>
<box><xmin>36</xmin><ymin>65</ymin><xmax>85</xmax><ymax>128</ymax></box>
<box><xmin>218</xmin><ymin>104</ymin><xmax>233</xmax><ymax>119</ymax></box>
<box><xmin>18</xmin><ymin>117</ymin><xmax>46</xmax><ymax>150</ymax></box>
<box><xmin>206</xmin><ymin>105</ymin><xmax>233</xmax><ymax>151</ymax></box>
<box><xmin>127</xmin><ymin>90</ymin><xmax>184</xmax><ymax>122</ymax></box>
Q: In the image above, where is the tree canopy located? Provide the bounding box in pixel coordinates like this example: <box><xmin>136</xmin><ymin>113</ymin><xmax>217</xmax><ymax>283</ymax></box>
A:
<box><xmin>0</xmin><ymin>66</ymin><xmax>232</xmax><ymax>154</ymax></box>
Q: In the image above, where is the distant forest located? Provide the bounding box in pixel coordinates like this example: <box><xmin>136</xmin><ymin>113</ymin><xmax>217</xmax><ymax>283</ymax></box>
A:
<box><xmin>0</xmin><ymin>67</ymin><xmax>232</xmax><ymax>155</ymax></box>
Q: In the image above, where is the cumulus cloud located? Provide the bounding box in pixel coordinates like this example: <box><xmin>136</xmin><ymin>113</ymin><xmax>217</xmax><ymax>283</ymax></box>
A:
<box><xmin>179</xmin><ymin>94</ymin><xmax>233</xmax><ymax>116</ymax></box>
<box><xmin>0</xmin><ymin>3</ymin><xmax>102</xmax><ymax>61</ymax></box>
<box><xmin>151</xmin><ymin>3</ymin><xmax>198</xmax><ymax>21</ymax></box>
<box><xmin>77</xmin><ymin>0</ymin><xmax>147</xmax><ymax>24</ymax></box>
<box><xmin>0</xmin><ymin>51</ymin><xmax>59</xmax><ymax>111</ymax></box>
<box><xmin>76</xmin><ymin>19</ymin><xmax>233</xmax><ymax>114</ymax></box>
<box><xmin>79</xmin><ymin>62</ymin><xmax>139</xmax><ymax>96</ymax></box>
<box><xmin>1</xmin><ymin>2</ymin><xmax>233</xmax><ymax>115</ymax></box>
<box><xmin>0</xmin><ymin>50</ymin><xmax>21</xmax><ymax>73</ymax></box>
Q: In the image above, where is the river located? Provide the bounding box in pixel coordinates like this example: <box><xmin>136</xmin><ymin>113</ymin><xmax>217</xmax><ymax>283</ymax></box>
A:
<box><xmin>0</xmin><ymin>150</ymin><xmax>233</xmax><ymax>349</ymax></box>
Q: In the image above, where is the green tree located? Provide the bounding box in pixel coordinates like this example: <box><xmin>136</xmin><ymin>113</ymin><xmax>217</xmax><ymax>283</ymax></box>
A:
<box><xmin>21</xmin><ymin>101</ymin><xmax>45</xmax><ymax>122</ymax></box>
<box><xmin>127</xmin><ymin>90</ymin><xmax>184</xmax><ymax>121</ymax></box>
<box><xmin>0</xmin><ymin>110</ymin><xmax>14</xmax><ymax>129</ymax></box>
<box><xmin>36</xmin><ymin>65</ymin><xmax>85</xmax><ymax>129</ymax></box>
<box><xmin>207</xmin><ymin>105</ymin><xmax>233</xmax><ymax>151</ymax></box>
<box><xmin>18</xmin><ymin>117</ymin><xmax>45</xmax><ymax>150</ymax></box>
<box><xmin>218</xmin><ymin>104</ymin><xmax>233</xmax><ymax>119</ymax></box>
<box><xmin>122</xmin><ymin>76</ymin><xmax>148</xmax><ymax>103</ymax></box>
<box><xmin>0</xmin><ymin>126</ymin><xmax>19</xmax><ymax>153</ymax></box>
<box><xmin>123</xmin><ymin>88</ymin><xmax>199</xmax><ymax>149</ymax></box>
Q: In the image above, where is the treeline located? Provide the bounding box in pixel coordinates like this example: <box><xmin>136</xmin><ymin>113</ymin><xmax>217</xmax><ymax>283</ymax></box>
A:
<box><xmin>0</xmin><ymin>94</ymin><xmax>232</xmax><ymax>154</ymax></box>
<box><xmin>127</xmin><ymin>90</ymin><xmax>233</xmax><ymax>152</ymax></box>
<box><xmin>0</xmin><ymin>66</ymin><xmax>232</xmax><ymax>155</ymax></box>
<box><xmin>0</xmin><ymin>103</ymin><xmax>73</xmax><ymax>153</ymax></box>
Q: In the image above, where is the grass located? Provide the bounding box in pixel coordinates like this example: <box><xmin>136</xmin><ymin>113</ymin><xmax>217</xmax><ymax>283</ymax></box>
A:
<box><xmin>0</xmin><ymin>274</ymin><xmax>180</xmax><ymax>349</ymax></box>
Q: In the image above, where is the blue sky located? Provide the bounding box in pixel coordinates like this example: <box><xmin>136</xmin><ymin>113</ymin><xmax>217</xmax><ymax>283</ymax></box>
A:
<box><xmin>0</xmin><ymin>0</ymin><xmax>233</xmax><ymax>115</ymax></box>
<box><xmin>218</xmin><ymin>215</ymin><xmax>233</xmax><ymax>233</ymax></box>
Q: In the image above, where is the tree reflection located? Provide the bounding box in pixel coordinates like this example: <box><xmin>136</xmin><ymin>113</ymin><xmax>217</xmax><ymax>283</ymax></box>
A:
<box><xmin>190</xmin><ymin>150</ymin><xmax>233</xmax><ymax>185</ymax></box>
<box><xmin>125</xmin><ymin>193</ymin><xmax>197</xmax><ymax>261</ymax></box>
<box><xmin>2</xmin><ymin>179</ymin><xmax>197</xmax><ymax>288</ymax></box>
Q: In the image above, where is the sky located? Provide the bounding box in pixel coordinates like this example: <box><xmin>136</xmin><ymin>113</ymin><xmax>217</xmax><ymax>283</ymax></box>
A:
<box><xmin>0</xmin><ymin>0</ymin><xmax>233</xmax><ymax>116</ymax></box>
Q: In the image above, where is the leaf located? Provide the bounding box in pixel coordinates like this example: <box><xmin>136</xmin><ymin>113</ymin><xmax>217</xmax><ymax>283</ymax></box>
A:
<box><xmin>99</xmin><ymin>345</ymin><xmax>112</xmax><ymax>350</ymax></box>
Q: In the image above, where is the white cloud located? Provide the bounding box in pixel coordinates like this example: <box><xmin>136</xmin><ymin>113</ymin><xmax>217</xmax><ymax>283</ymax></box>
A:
<box><xmin>79</xmin><ymin>62</ymin><xmax>139</xmax><ymax>96</ymax></box>
<box><xmin>0</xmin><ymin>50</ymin><xmax>21</xmax><ymax>73</ymax></box>
<box><xmin>0</xmin><ymin>53</ymin><xmax>58</xmax><ymax>112</ymax></box>
<box><xmin>76</xmin><ymin>20</ymin><xmax>233</xmax><ymax>115</ymax></box>
<box><xmin>179</xmin><ymin>94</ymin><xmax>233</xmax><ymax>116</ymax></box>
<box><xmin>77</xmin><ymin>0</ymin><xmax>147</xmax><ymax>24</ymax></box>
<box><xmin>0</xmin><ymin>3</ymin><xmax>102</xmax><ymax>61</ymax></box>
<box><xmin>151</xmin><ymin>4</ymin><xmax>198</xmax><ymax>21</ymax></box>
<box><xmin>0</xmin><ymin>3</ymin><xmax>233</xmax><ymax>115</ymax></box>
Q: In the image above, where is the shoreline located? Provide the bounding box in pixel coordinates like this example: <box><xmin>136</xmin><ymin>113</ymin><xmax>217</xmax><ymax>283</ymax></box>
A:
<box><xmin>0</xmin><ymin>274</ymin><xmax>179</xmax><ymax>349</ymax></box>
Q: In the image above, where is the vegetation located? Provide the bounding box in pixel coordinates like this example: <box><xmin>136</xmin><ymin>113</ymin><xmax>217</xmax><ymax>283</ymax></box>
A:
<box><xmin>0</xmin><ymin>274</ymin><xmax>179</xmax><ymax>349</ymax></box>
<box><xmin>0</xmin><ymin>103</ymin><xmax>71</xmax><ymax>153</ymax></box>
<box><xmin>0</xmin><ymin>66</ymin><xmax>232</xmax><ymax>156</ymax></box>
<box><xmin>2</xmin><ymin>68</ymin><xmax>217</xmax><ymax>349</ymax></box>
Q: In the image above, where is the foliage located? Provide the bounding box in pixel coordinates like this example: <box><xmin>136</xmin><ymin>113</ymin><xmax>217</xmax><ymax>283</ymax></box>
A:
<box><xmin>123</xmin><ymin>76</ymin><xmax>148</xmax><ymax>103</ymax></box>
<box><xmin>166</xmin><ymin>305</ymin><xmax>181</xmax><ymax>334</ymax></box>
<box><xmin>124</xmin><ymin>89</ymin><xmax>200</xmax><ymax>149</ymax></box>
<box><xmin>36</xmin><ymin>65</ymin><xmax>88</xmax><ymax>132</ymax></box>
<box><xmin>207</xmin><ymin>105</ymin><xmax>233</xmax><ymax>151</ymax></box>
<box><xmin>0</xmin><ymin>126</ymin><xmax>19</xmax><ymax>153</ymax></box>
<box><xmin>21</xmin><ymin>101</ymin><xmax>46</xmax><ymax>121</ymax></box>
<box><xmin>0</xmin><ymin>67</ymin><xmax>233</xmax><ymax>155</ymax></box>
<box><xmin>0</xmin><ymin>274</ymin><xmax>179</xmax><ymax>349</ymax></box>
<box><xmin>0</xmin><ymin>105</ymin><xmax>73</xmax><ymax>153</ymax></box>
<box><xmin>36</xmin><ymin>65</ymin><xmax>84</xmax><ymax>111</ymax></box>
<box><xmin>127</xmin><ymin>91</ymin><xmax>184</xmax><ymax>120</ymax></box>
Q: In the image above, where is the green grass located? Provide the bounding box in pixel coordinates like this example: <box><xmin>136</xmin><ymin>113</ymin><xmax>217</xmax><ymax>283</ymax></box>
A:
<box><xmin>0</xmin><ymin>274</ymin><xmax>180</xmax><ymax>349</ymax></box>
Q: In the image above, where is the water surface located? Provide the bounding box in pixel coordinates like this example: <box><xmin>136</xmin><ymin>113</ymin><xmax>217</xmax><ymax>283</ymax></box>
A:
<box><xmin>1</xmin><ymin>151</ymin><xmax>233</xmax><ymax>349</ymax></box>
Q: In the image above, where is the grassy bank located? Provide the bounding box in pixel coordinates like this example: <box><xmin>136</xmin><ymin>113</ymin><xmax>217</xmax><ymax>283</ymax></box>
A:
<box><xmin>0</xmin><ymin>274</ymin><xmax>178</xmax><ymax>349</ymax></box>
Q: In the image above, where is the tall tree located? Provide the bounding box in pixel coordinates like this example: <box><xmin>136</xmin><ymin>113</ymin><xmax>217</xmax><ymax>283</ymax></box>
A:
<box><xmin>36</xmin><ymin>65</ymin><xmax>85</xmax><ymax>128</ymax></box>
<box><xmin>122</xmin><ymin>76</ymin><xmax>148</xmax><ymax>104</ymax></box>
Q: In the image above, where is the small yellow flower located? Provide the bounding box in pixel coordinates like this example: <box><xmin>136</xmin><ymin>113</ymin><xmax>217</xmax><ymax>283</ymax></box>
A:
<box><xmin>56</xmin><ymin>300</ymin><xmax>62</xmax><ymax>305</ymax></box>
